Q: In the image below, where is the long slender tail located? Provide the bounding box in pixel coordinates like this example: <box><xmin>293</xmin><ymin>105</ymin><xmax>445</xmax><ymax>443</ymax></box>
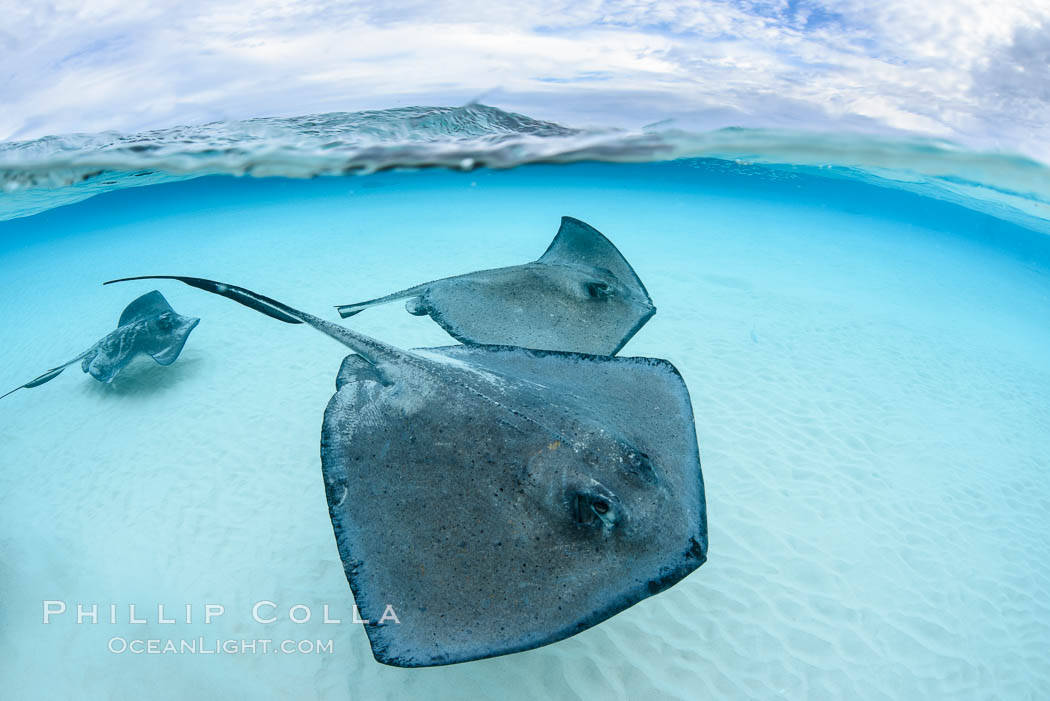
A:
<box><xmin>106</xmin><ymin>276</ymin><xmax>303</xmax><ymax>324</ymax></box>
<box><xmin>334</xmin><ymin>283</ymin><xmax>430</xmax><ymax>319</ymax></box>
<box><xmin>1</xmin><ymin>359</ymin><xmax>79</xmax><ymax>400</ymax></box>
<box><xmin>104</xmin><ymin>276</ymin><xmax>409</xmax><ymax>368</ymax></box>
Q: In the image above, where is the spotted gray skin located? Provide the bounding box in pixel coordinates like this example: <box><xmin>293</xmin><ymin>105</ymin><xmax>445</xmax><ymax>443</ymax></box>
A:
<box><xmin>104</xmin><ymin>275</ymin><xmax>707</xmax><ymax>668</ymax></box>
<box><xmin>0</xmin><ymin>291</ymin><xmax>200</xmax><ymax>399</ymax></box>
<box><xmin>335</xmin><ymin>216</ymin><xmax>656</xmax><ymax>356</ymax></box>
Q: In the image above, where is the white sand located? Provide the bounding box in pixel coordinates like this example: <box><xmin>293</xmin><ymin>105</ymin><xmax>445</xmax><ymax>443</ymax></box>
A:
<box><xmin>0</xmin><ymin>163</ymin><xmax>1048</xmax><ymax>699</ymax></box>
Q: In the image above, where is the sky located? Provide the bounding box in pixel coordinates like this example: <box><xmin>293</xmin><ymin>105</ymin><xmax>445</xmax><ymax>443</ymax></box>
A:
<box><xmin>1</xmin><ymin>0</ymin><xmax>1048</xmax><ymax>160</ymax></box>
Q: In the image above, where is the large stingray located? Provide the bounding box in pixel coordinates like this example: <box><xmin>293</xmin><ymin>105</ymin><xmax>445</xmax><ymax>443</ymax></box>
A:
<box><xmin>106</xmin><ymin>275</ymin><xmax>707</xmax><ymax>667</ymax></box>
<box><xmin>335</xmin><ymin>216</ymin><xmax>656</xmax><ymax>356</ymax></box>
<box><xmin>1</xmin><ymin>291</ymin><xmax>200</xmax><ymax>399</ymax></box>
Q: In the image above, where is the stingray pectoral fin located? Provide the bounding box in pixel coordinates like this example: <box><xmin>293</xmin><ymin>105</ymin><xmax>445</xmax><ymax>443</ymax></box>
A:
<box><xmin>0</xmin><ymin>363</ymin><xmax>73</xmax><ymax>399</ymax></box>
<box><xmin>149</xmin><ymin>316</ymin><xmax>200</xmax><ymax>366</ymax></box>
<box><xmin>336</xmin><ymin>353</ymin><xmax>390</xmax><ymax>390</ymax></box>
<box><xmin>335</xmin><ymin>283</ymin><xmax>430</xmax><ymax>319</ymax></box>
<box><xmin>118</xmin><ymin>290</ymin><xmax>174</xmax><ymax>327</ymax></box>
<box><xmin>150</xmin><ymin>347</ymin><xmax>181</xmax><ymax>366</ymax></box>
<box><xmin>105</xmin><ymin>276</ymin><xmax>410</xmax><ymax>370</ymax></box>
<box><xmin>539</xmin><ymin>216</ymin><xmax>653</xmax><ymax>303</ymax></box>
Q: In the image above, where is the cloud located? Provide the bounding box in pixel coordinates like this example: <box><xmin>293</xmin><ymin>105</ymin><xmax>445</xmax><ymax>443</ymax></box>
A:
<box><xmin>974</xmin><ymin>21</ymin><xmax>1050</xmax><ymax>107</ymax></box>
<box><xmin>0</xmin><ymin>0</ymin><xmax>1048</xmax><ymax>160</ymax></box>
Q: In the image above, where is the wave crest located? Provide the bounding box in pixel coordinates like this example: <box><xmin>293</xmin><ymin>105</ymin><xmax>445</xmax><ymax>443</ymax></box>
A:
<box><xmin>1</xmin><ymin>104</ymin><xmax>1048</xmax><ymax>231</ymax></box>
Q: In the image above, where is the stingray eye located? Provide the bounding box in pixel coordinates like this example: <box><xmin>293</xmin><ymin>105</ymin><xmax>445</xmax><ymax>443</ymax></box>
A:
<box><xmin>156</xmin><ymin>313</ymin><xmax>174</xmax><ymax>330</ymax></box>
<box><xmin>584</xmin><ymin>281</ymin><xmax>612</xmax><ymax>300</ymax></box>
<box><xmin>571</xmin><ymin>487</ymin><xmax>621</xmax><ymax>530</ymax></box>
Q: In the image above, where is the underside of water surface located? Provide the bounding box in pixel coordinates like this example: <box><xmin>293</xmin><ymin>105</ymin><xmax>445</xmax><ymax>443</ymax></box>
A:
<box><xmin>0</xmin><ymin>108</ymin><xmax>1049</xmax><ymax>699</ymax></box>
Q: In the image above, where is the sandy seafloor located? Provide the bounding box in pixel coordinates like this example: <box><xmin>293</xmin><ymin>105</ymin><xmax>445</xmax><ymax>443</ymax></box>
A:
<box><xmin>0</xmin><ymin>160</ymin><xmax>1048</xmax><ymax>699</ymax></box>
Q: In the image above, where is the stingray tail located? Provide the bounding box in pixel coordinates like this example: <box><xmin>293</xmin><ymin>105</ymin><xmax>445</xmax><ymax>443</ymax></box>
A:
<box><xmin>335</xmin><ymin>284</ymin><xmax>429</xmax><ymax>319</ymax></box>
<box><xmin>104</xmin><ymin>275</ymin><xmax>409</xmax><ymax>368</ymax></box>
<box><xmin>1</xmin><ymin>362</ymin><xmax>75</xmax><ymax>400</ymax></box>
<box><xmin>106</xmin><ymin>276</ymin><xmax>303</xmax><ymax>324</ymax></box>
<box><xmin>335</xmin><ymin>300</ymin><xmax>378</xmax><ymax>319</ymax></box>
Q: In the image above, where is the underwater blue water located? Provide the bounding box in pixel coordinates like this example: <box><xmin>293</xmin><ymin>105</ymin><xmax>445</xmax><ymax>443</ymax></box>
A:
<box><xmin>1</xmin><ymin>109</ymin><xmax>1049</xmax><ymax>699</ymax></box>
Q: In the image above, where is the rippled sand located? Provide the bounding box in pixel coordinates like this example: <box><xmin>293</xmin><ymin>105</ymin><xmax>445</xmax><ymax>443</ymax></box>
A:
<box><xmin>1</xmin><ymin>162</ymin><xmax>1048</xmax><ymax>699</ymax></box>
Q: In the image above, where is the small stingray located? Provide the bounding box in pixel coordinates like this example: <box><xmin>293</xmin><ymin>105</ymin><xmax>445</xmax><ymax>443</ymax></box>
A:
<box><xmin>1</xmin><ymin>291</ymin><xmax>200</xmax><ymax>399</ymax></box>
<box><xmin>106</xmin><ymin>275</ymin><xmax>706</xmax><ymax>668</ymax></box>
<box><xmin>335</xmin><ymin>216</ymin><xmax>656</xmax><ymax>356</ymax></box>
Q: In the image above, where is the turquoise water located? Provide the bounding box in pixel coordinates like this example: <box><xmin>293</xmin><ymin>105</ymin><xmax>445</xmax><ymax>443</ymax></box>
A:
<box><xmin>1</xmin><ymin>110</ymin><xmax>1049</xmax><ymax>698</ymax></box>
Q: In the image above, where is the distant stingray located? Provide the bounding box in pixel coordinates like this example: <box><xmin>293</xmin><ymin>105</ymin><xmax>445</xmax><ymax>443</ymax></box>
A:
<box><xmin>335</xmin><ymin>216</ymin><xmax>656</xmax><ymax>356</ymax></box>
<box><xmin>105</xmin><ymin>274</ymin><xmax>706</xmax><ymax>668</ymax></box>
<box><xmin>1</xmin><ymin>291</ymin><xmax>200</xmax><ymax>399</ymax></box>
